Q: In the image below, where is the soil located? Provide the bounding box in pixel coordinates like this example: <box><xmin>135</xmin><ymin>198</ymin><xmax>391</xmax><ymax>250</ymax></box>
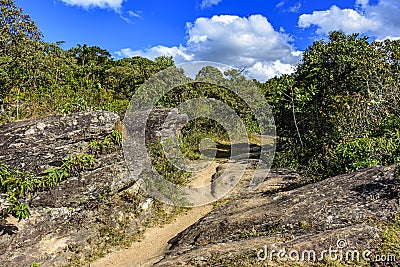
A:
<box><xmin>91</xmin><ymin>160</ymin><xmax>220</xmax><ymax>267</ymax></box>
<box><xmin>91</xmin><ymin>205</ymin><xmax>212</xmax><ymax>267</ymax></box>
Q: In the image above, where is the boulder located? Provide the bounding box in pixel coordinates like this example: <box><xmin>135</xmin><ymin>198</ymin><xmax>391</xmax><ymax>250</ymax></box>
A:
<box><xmin>0</xmin><ymin>108</ymin><xmax>187</xmax><ymax>267</ymax></box>
<box><xmin>157</xmin><ymin>165</ymin><xmax>400</xmax><ymax>266</ymax></box>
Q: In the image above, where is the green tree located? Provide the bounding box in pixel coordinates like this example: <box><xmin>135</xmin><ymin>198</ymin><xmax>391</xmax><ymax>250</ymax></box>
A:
<box><xmin>0</xmin><ymin>0</ymin><xmax>43</xmax><ymax>106</ymax></box>
<box><xmin>105</xmin><ymin>55</ymin><xmax>174</xmax><ymax>99</ymax></box>
<box><xmin>262</xmin><ymin>31</ymin><xmax>400</xmax><ymax>178</ymax></box>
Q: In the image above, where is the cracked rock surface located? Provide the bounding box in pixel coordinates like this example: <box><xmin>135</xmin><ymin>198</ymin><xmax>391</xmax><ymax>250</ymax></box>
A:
<box><xmin>157</xmin><ymin>166</ymin><xmax>400</xmax><ymax>266</ymax></box>
<box><xmin>1</xmin><ymin>110</ymin><xmax>399</xmax><ymax>267</ymax></box>
<box><xmin>0</xmin><ymin>109</ymin><xmax>186</xmax><ymax>267</ymax></box>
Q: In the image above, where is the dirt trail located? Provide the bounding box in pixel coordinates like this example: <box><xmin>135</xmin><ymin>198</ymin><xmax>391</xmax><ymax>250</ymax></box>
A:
<box><xmin>91</xmin><ymin>162</ymin><xmax>218</xmax><ymax>267</ymax></box>
<box><xmin>92</xmin><ymin>205</ymin><xmax>212</xmax><ymax>267</ymax></box>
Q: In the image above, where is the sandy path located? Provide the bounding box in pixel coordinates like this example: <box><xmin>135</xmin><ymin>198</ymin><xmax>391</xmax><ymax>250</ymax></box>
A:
<box><xmin>91</xmin><ymin>161</ymin><xmax>220</xmax><ymax>267</ymax></box>
<box><xmin>188</xmin><ymin>160</ymin><xmax>220</xmax><ymax>187</ymax></box>
<box><xmin>91</xmin><ymin>205</ymin><xmax>212</xmax><ymax>267</ymax></box>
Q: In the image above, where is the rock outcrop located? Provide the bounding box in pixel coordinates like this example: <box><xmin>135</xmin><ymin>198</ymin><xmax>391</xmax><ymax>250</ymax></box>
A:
<box><xmin>157</xmin><ymin>165</ymin><xmax>400</xmax><ymax>266</ymax></box>
<box><xmin>1</xmin><ymin>109</ymin><xmax>399</xmax><ymax>267</ymax></box>
<box><xmin>0</xmin><ymin>108</ymin><xmax>186</xmax><ymax>267</ymax></box>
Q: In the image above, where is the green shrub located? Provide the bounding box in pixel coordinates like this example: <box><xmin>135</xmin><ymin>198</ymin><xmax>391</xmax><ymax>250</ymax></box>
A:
<box><xmin>0</xmin><ymin>153</ymin><xmax>97</xmax><ymax>221</ymax></box>
<box><xmin>148</xmin><ymin>140</ymin><xmax>191</xmax><ymax>186</ymax></box>
<box><xmin>329</xmin><ymin>136</ymin><xmax>400</xmax><ymax>175</ymax></box>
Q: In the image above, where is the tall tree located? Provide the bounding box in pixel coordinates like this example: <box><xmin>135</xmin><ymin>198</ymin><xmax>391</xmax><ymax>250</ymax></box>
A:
<box><xmin>0</xmin><ymin>0</ymin><xmax>43</xmax><ymax>101</ymax></box>
<box><xmin>261</xmin><ymin>31</ymin><xmax>400</xmax><ymax>177</ymax></box>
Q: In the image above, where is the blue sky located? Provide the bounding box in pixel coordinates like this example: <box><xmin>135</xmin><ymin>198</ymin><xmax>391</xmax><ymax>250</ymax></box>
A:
<box><xmin>14</xmin><ymin>0</ymin><xmax>400</xmax><ymax>81</ymax></box>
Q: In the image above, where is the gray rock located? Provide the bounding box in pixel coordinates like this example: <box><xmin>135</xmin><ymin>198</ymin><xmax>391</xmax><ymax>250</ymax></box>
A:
<box><xmin>2</xmin><ymin>108</ymin><xmax>398</xmax><ymax>267</ymax></box>
<box><xmin>157</xmin><ymin>165</ymin><xmax>400</xmax><ymax>266</ymax></box>
<box><xmin>0</xmin><ymin>108</ymin><xmax>188</xmax><ymax>267</ymax></box>
<box><xmin>0</xmin><ymin>110</ymin><xmax>119</xmax><ymax>174</ymax></box>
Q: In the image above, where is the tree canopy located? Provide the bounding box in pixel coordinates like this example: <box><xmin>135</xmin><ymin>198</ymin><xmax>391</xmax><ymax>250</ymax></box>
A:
<box><xmin>259</xmin><ymin>31</ymin><xmax>400</xmax><ymax>177</ymax></box>
<box><xmin>0</xmin><ymin>0</ymin><xmax>43</xmax><ymax>100</ymax></box>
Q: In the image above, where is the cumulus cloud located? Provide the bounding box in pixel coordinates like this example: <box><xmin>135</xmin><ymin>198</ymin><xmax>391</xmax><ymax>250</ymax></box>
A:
<box><xmin>298</xmin><ymin>0</ymin><xmax>400</xmax><ymax>39</ymax></box>
<box><xmin>356</xmin><ymin>0</ymin><xmax>400</xmax><ymax>39</ymax></box>
<box><xmin>200</xmin><ymin>0</ymin><xmax>223</xmax><ymax>9</ymax></box>
<box><xmin>116</xmin><ymin>15</ymin><xmax>301</xmax><ymax>81</ymax></box>
<box><xmin>185</xmin><ymin>15</ymin><xmax>298</xmax><ymax>66</ymax></box>
<box><xmin>298</xmin><ymin>5</ymin><xmax>377</xmax><ymax>34</ymax></box>
<box><xmin>58</xmin><ymin>0</ymin><xmax>125</xmax><ymax>10</ymax></box>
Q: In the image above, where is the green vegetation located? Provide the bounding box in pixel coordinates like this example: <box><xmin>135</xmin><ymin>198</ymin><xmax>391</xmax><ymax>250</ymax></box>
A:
<box><xmin>149</xmin><ymin>140</ymin><xmax>191</xmax><ymax>186</ymax></box>
<box><xmin>1</xmin><ymin>0</ymin><xmax>400</xmax><ymax>217</ymax></box>
<box><xmin>41</xmin><ymin>153</ymin><xmax>96</xmax><ymax>186</ymax></box>
<box><xmin>0</xmin><ymin>130</ymin><xmax>122</xmax><ymax>220</ymax></box>
<box><xmin>88</xmin><ymin>129</ymin><xmax>123</xmax><ymax>154</ymax></box>
<box><xmin>378</xmin><ymin>213</ymin><xmax>400</xmax><ymax>262</ymax></box>
<box><xmin>0</xmin><ymin>153</ymin><xmax>96</xmax><ymax>220</ymax></box>
<box><xmin>259</xmin><ymin>31</ymin><xmax>400</xmax><ymax>180</ymax></box>
<box><xmin>0</xmin><ymin>0</ymin><xmax>173</xmax><ymax>124</ymax></box>
<box><xmin>179</xmin><ymin>118</ymin><xmax>230</xmax><ymax>160</ymax></box>
<box><xmin>0</xmin><ymin>4</ymin><xmax>400</xmax><ymax>264</ymax></box>
<box><xmin>1</xmin><ymin>1</ymin><xmax>400</xmax><ymax>183</ymax></box>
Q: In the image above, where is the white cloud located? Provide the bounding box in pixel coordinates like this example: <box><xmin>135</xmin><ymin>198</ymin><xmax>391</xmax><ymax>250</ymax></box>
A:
<box><xmin>298</xmin><ymin>5</ymin><xmax>378</xmax><ymax>34</ymax></box>
<box><xmin>115</xmin><ymin>45</ymin><xmax>194</xmax><ymax>62</ymax></box>
<box><xmin>120</xmin><ymin>10</ymin><xmax>143</xmax><ymax>24</ymax></box>
<box><xmin>289</xmin><ymin>2</ymin><xmax>301</xmax><ymax>13</ymax></box>
<box><xmin>127</xmin><ymin>10</ymin><xmax>142</xmax><ymax>19</ymax></box>
<box><xmin>58</xmin><ymin>0</ymin><xmax>125</xmax><ymax>10</ymax></box>
<box><xmin>185</xmin><ymin>15</ymin><xmax>299</xmax><ymax>66</ymax></box>
<box><xmin>275</xmin><ymin>1</ymin><xmax>285</xmax><ymax>8</ymax></box>
<box><xmin>116</xmin><ymin>15</ymin><xmax>301</xmax><ymax>81</ymax></box>
<box><xmin>248</xmin><ymin>61</ymin><xmax>295</xmax><ymax>81</ymax></box>
<box><xmin>298</xmin><ymin>0</ymin><xmax>400</xmax><ymax>39</ymax></box>
<box><xmin>356</xmin><ymin>0</ymin><xmax>400</xmax><ymax>39</ymax></box>
<box><xmin>200</xmin><ymin>0</ymin><xmax>223</xmax><ymax>9</ymax></box>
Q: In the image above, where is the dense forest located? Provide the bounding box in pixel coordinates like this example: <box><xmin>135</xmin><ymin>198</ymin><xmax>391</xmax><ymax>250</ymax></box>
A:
<box><xmin>1</xmin><ymin>0</ymin><xmax>400</xmax><ymax>220</ymax></box>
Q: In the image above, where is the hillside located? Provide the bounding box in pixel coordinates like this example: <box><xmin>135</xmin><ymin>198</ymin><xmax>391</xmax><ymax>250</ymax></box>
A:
<box><xmin>0</xmin><ymin>1</ymin><xmax>400</xmax><ymax>266</ymax></box>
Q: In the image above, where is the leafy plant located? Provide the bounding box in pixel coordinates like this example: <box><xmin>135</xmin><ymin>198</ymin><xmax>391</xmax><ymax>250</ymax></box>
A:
<box><xmin>0</xmin><ymin>163</ymin><xmax>36</xmax><ymax>221</ymax></box>
<box><xmin>88</xmin><ymin>130</ymin><xmax>122</xmax><ymax>154</ymax></box>
<box><xmin>148</xmin><ymin>140</ymin><xmax>191</xmax><ymax>186</ymax></box>
<box><xmin>0</xmin><ymin>153</ymin><xmax>96</xmax><ymax>220</ymax></box>
<box><xmin>2</xmin><ymin>193</ymin><xmax>31</xmax><ymax>221</ymax></box>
